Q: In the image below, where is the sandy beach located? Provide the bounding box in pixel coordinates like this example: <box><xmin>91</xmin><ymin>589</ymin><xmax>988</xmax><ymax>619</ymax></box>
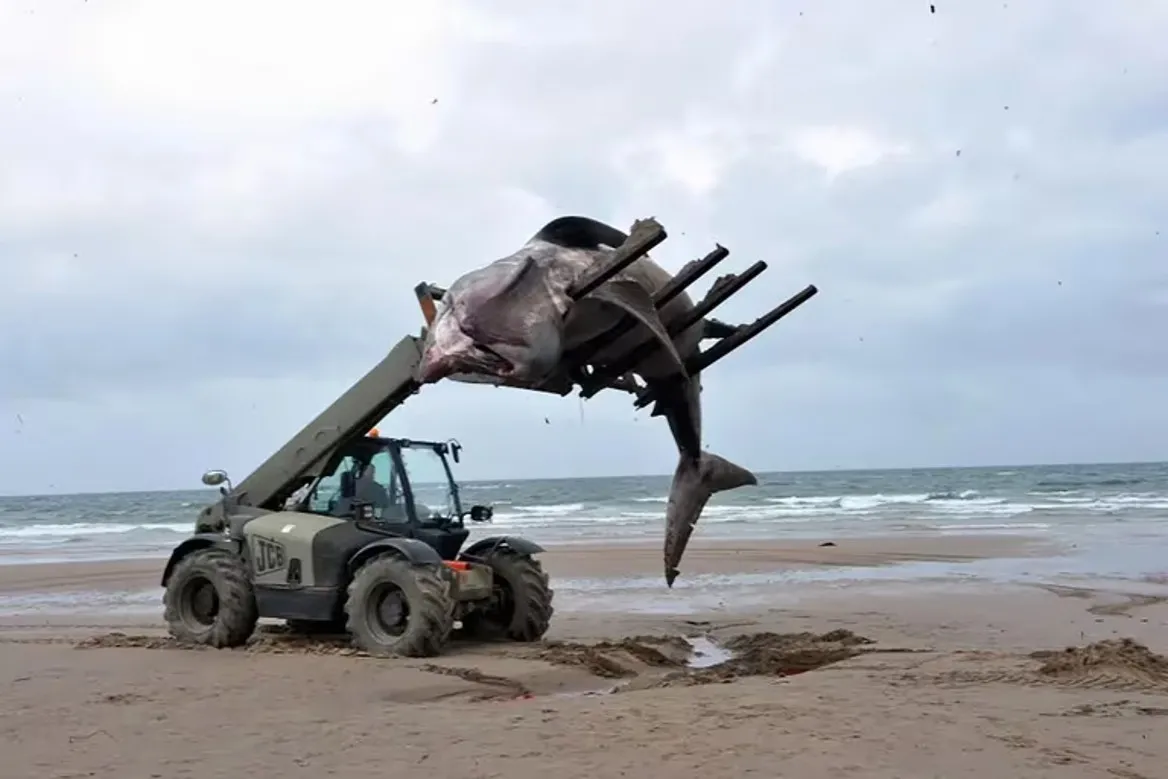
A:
<box><xmin>2</xmin><ymin>535</ymin><xmax>1167</xmax><ymax>778</ymax></box>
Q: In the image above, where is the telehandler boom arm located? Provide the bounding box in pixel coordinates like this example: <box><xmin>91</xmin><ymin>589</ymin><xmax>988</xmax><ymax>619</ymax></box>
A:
<box><xmin>197</xmin><ymin>335</ymin><xmax>425</xmax><ymax>529</ymax></box>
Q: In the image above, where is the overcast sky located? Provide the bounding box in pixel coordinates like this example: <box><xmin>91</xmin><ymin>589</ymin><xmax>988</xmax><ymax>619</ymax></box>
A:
<box><xmin>2</xmin><ymin>1</ymin><xmax>1167</xmax><ymax>495</ymax></box>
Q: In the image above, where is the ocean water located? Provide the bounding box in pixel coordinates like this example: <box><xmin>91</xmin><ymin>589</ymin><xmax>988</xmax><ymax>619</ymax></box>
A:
<box><xmin>2</xmin><ymin>461</ymin><xmax>1167</xmax><ymax>566</ymax></box>
<box><xmin>3</xmin><ymin>462</ymin><xmax>1168</xmax><ymax>615</ymax></box>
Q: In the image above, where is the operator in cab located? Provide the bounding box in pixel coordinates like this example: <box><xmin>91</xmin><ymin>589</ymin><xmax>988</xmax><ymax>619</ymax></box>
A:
<box><xmin>355</xmin><ymin>462</ymin><xmax>390</xmax><ymax>511</ymax></box>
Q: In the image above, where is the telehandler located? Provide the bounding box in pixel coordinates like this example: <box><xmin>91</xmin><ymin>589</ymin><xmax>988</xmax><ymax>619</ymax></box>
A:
<box><xmin>160</xmin><ymin>336</ymin><xmax>553</xmax><ymax>657</ymax></box>
<box><xmin>161</xmin><ymin>216</ymin><xmax>816</xmax><ymax>657</ymax></box>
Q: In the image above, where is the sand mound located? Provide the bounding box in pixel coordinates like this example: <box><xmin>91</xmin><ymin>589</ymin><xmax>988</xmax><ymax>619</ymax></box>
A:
<box><xmin>725</xmin><ymin>629</ymin><xmax>871</xmax><ymax>674</ymax></box>
<box><xmin>76</xmin><ymin>633</ymin><xmax>176</xmax><ymax>650</ymax></box>
<box><xmin>935</xmin><ymin>638</ymin><xmax>1168</xmax><ymax>693</ymax></box>
<box><xmin>532</xmin><ymin>630</ymin><xmax>876</xmax><ymax>691</ymax></box>
<box><xmin>533</xmin><ymin>635</ymin><xmax>691</xmax><ymax>678</ymax></box>
<box><xmin>1030</xmin><ymin>638</ymin><xmax>1168</xmax><ymax>685</ymax></box>
<box><xmin>647</xmin><ymin>629</ymin><xmax>872</xmax><ymax>689</ymax></box>
<box><xmin>724</xmin><ymin>628</ymin><xmax>874</xmax><ymax>653</ymax></box>
<box><xmin>74</xmin><ymin>630</ymin><xmax>367</xmax><ymax>655</ymax></box>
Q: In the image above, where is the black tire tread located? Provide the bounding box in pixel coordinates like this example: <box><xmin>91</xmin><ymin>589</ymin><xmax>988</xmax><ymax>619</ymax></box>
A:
<box><xmin>344</xmin><ymin>555</ymin><xmax>455</xmax><ymax>657</ymax></box>
<box><xmin>163</xmin><ymin>547</ymin><xmax>258</xmax><ymax>648</ymax></box>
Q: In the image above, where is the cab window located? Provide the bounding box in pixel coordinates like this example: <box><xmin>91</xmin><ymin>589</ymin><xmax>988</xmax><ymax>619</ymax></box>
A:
<box><xmin>308</xmin><ymin>456</ymin><xmax>355</xmax><ymax>514</ymax></box>
<box><xmin>308</xmin><ymin>448</ymin><xmax>406</xmax><ymax>521</ymax></box>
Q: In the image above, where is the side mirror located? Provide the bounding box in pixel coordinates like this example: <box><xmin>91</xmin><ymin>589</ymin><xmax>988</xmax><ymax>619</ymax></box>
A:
<box><xmin>202</xmin><ymin>469</ymin><xmax>230</xmax><ymax>487</ymax></box>
<box><xmin>449</xmin><ymin>440</ymin><xmax>462</xmax><ymax>464</ymax></box>
<box><xmin>469</xmin><ymin>504</ymin><xmax>493</xmax><ymax>523</ymax></box>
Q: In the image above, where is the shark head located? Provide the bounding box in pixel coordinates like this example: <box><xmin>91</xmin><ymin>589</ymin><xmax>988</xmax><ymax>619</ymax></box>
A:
<box><xmin>417</xmin><ymin>253</ymin><xmax>567</xmax><ymax>385</ymax></box>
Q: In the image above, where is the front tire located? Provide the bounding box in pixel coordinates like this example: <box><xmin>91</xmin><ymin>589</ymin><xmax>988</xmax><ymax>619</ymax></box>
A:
<box><xmin>344</xmin><ymin>556</ymin><xmax>455</xmax><ymax>657</ymax></box>
<box><xmin>163</xmin><ymin>547</ymin><xmax>258</xmax><ymax>647</ymax></box>
<box><xmin>466</xmin><ymin>548</ymin><xmax>554</xmax><ymax>642</ymax></box>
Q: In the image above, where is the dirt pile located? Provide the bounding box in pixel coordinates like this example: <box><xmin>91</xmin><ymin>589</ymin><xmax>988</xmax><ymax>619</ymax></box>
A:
<box><xmin>724</xmin><ymin>628</ymin><xmax>874</xmax><ymax>653</ymax></box>
<box><xmin>533</xmin><ymin>635</ymin><xmax>691</xmax><ymax>678</ymax></box>
<box><xmin>76</xmin><ymin>633</ymin><xmax>193</xmax><ymax>651</ymax></box>
<box><xmin>653</xmin><ymin>629</ymin><xmax>873</xmax><ymax>688</ymax></box>
<box><xmin>74</xmin><ymin>629</ymin><xmax>367</xmax><ymax>656</ymax></box>
<box><xmin>533</xmin><ymin>629</ymin><xmax>877</xmax><ymax>689</ymax></box>
<box><xmin>1030</xmin><ymin>638</ymin><xmax>1168</xmax><ymax>684</ymax></box>
<box><xmin>936</xmin><ymin>638</ymin><xmax>1168</xmax><ymax>692</ymax></box>
<box><xmin>722</xmin><ymin>629</ymin><xmax>872</xmax><ymax>675</ymax></box>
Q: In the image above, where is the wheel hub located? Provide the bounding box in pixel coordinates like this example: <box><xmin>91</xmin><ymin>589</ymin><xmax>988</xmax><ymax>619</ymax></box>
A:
<box><xmin>368</xmin><ymin>585</ymin><xmax>409</xmax><ymax>639</ymax></box>
<box><xmin>185</xmin><ymin>577</ymin><xmax>220</xmax><ymax>626</ymax></box>
<box><xmin>486</xmin><ymin>578</ymin><xmax>515</xmax><ymax>627</ymax></box>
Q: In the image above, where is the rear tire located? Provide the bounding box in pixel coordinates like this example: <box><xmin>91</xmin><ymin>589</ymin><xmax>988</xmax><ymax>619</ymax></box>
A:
<box><xmin>344</xmin><ymin>555</ymin><xmax>455</xmax><ymax>657</ymax></box>
<box><xmin>466</xmin><ymin>548</ymin><xmax>554</xmax><ymax>642</ymax></box>
<box><xmin>164</xmin><ymin>547</ymin><xmax>258</xmax><ymax>648</ymax></box>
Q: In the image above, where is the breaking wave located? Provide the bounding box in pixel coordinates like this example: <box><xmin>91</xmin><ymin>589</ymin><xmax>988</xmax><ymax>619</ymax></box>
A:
<box><xmin>0</xmin><ymin>522</ymin><xmax>189</xmax><ymax>539</ymax></box>
<box><xmin>3</xmin><ymin>463</ymin><xmax>1168</xmax><ymax>561</ymax></box>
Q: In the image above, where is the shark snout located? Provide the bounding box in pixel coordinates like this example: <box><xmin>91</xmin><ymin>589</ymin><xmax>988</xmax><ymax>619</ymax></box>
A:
<box><xmin>417</xmin><ymin>345</ymin><xmax>461</xmax><ymax>384</ymax></box>
<box><xmin>416</xmin><ymin>324</ymin><xmax>519</xmax><ymax>384</ymax></box>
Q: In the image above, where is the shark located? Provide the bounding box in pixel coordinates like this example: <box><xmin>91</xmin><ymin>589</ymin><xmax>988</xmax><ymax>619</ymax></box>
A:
<box><xmin>415</xmin><ymin>215</ymin><xmax>758</xmax><ymax>587</ymax></box>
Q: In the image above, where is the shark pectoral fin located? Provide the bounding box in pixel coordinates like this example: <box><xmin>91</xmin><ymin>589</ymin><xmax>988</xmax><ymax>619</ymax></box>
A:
<box><xmin>586</xmin><ymin>280</ymin><xmax>688</xmax><ymax>378</ymax></box>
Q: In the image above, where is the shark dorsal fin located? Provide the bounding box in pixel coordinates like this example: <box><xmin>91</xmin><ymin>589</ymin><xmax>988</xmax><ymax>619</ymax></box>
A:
<box><xmin>532</xmin><ymin>216</ymin><xmax>630</xmax><ymax>251</ymax></box>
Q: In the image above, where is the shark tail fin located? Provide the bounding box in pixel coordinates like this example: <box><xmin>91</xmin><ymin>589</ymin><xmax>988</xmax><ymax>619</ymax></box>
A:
<box><xmin>664</xmin><ymin>452</ymin><xmax>758</xmax><ymax>587</ymax></box>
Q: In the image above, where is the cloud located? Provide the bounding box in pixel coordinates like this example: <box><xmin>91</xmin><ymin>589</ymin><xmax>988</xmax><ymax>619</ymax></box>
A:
<box><xmin>2</xmin><ymin>0</ymin><xmax>1167</xmax><ymax>494</ymax></box>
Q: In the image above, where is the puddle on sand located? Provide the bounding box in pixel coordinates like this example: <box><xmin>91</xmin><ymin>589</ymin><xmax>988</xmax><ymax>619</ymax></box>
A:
<box><xmin>499</xmin><ymin>629</ymin><xmax>883</xmax><ymax>701</ymax></box>
<box><xmin>684</xmin><ymin>635</ymin><xmax>736</xmax><ymax>668</ymax></box>
<box><xmin>540</xmin><ymin>636</ymin><xmax>735</xmax><ymax>698</ymax></box>
<box><xmin>550</xmin><ymin>687</ymin><xmax>617</xmax><ymax>699</ymax></box>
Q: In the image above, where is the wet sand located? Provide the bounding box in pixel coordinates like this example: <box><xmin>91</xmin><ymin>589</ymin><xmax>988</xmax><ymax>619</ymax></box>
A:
<box><xmin>0</xmin><ymin>534</ymin><xmax>1042</xmax><ymax>595</ymax></box>
<box><xmin>3</xmin><ymin>534</ymin><xmax>1167</xmax><ymax>778</ymax></box>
